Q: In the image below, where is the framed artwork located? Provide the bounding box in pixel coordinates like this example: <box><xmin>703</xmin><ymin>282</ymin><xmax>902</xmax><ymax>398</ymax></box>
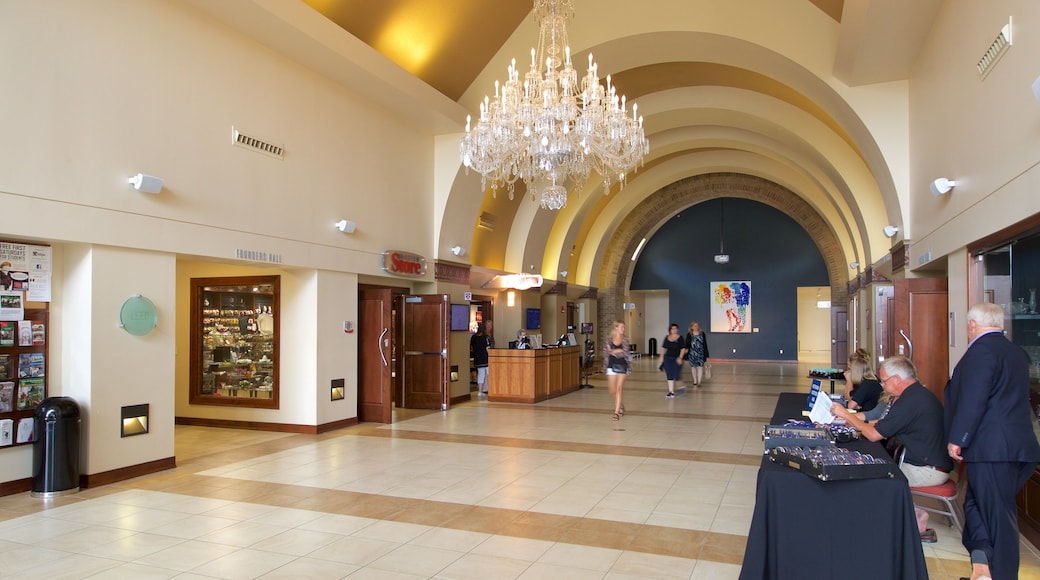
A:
<box><xmin>711</xmin><ymin>281</ymin><xmax>751</xmax><ymax>333</ymax></box>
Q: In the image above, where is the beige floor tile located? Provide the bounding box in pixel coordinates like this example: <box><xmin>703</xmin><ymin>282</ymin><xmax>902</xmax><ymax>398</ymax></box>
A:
<box><xmin>188</xmin><ymin>547</ymin><xmax>297</xmax><ymax>579</ymax></box>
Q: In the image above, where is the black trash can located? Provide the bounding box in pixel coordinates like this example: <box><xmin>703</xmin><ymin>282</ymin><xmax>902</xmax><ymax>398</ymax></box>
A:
<box><xmin>31</xmin><ymin>397</ymin><xmax>80</xmax><ymax>498</ymax></box>
<box><xmin>648</xmin><ymin>337</ymin><xmax>658</xmax><ymax>356</ymax></box>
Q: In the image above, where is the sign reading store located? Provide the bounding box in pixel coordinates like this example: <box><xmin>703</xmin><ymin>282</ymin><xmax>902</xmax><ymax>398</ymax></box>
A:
<box><xmin>382</xmin><ymin>250</ymin><xmax>427</xmax><ymax>277</ymax></box>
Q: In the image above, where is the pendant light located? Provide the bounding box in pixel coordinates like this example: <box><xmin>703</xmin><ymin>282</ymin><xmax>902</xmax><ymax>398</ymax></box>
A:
<box><xmin>714</xmin><ymin>198</ymin><xmax>730</xmax><ymax>264</ymax></box>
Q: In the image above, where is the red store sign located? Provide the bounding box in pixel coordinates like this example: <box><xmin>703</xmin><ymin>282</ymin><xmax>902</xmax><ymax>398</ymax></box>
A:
<box><xmin>382</xmin><ymin>250</ymin><xmax>427</xmax><ymax>277</ymax></box>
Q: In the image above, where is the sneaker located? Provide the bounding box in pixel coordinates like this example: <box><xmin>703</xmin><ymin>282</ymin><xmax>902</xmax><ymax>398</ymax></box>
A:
<box><xmin>665</xmin><ymin>392</ymin><xmax>675</xmax><ymax>398</ymax></box>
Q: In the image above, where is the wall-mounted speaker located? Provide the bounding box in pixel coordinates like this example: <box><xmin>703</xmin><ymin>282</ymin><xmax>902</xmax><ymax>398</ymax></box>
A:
<box><xmin>129</xmin><ymin>173</ymin><xmax>163</xmax><ymax>193</ymax></box>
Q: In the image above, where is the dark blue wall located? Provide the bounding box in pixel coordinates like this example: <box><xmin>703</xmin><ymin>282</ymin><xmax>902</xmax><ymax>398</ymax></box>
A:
<box><xmin>631</xmin><ymin>198</ymin><xmax>829</xmax><ymax>361</ymax></box>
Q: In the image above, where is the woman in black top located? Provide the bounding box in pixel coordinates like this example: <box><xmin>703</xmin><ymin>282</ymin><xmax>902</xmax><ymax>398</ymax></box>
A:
<box><xmin>844</xmin><ymin>349</ymin><xmax>882</xmax><ymax>413</ymax></box>
<box><xmin>471</xmin><ymin>323</ymin><xmax>490</xmax><ymax>395</ymax></box>
<box><xmin>658</xmin><ymin>323</ymin><xmax>687</xmax><ymax>397</ymax></box>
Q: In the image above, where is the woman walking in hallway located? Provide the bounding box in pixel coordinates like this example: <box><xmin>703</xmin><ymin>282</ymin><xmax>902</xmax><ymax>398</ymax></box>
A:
<box><xmin>658</xmin><ymin>323</ymin><xmax>687</xmax><ymax>397</ymax></box>
<box><xmin>686</xmin><ymin>321</ymin><xmax>710</xmax><ymax>387</ymax></box>
<box><xmin>604</xmin><ymin>321</ymin><xmax>632</xmax><ymax>420</ymax></box>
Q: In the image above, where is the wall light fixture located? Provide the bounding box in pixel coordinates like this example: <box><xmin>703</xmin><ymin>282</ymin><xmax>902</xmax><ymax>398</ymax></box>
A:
<box><xmin>930</xmin><ymin>178</ymin><xmax>956</xmax><ymax>196</ymax></box>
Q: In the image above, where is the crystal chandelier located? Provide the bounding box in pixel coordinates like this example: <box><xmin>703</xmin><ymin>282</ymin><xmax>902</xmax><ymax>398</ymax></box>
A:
<box><xmin>459</xmin><ymin>0</ymin><xmax>648</xmax><ymax>211</ymax></box>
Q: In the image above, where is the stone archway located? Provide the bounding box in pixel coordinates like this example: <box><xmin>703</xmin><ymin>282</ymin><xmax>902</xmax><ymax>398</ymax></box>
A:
<box><xmin>596</xmin><ymin>172</ymin><xmax>849</xmax><ymax>339</ymax></box>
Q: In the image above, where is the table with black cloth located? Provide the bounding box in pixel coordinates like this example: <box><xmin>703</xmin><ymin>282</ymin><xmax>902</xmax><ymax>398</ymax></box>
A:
<box><xmin>739</xmin><ymin>392</ymin><xmax>928</xmax><ymax>580</ymax></box>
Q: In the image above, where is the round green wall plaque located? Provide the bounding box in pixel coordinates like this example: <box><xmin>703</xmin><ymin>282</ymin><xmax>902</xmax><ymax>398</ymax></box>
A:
<box><xmin>120</xmin><ymin>295</ymin><xmax>158</xmax><ymax>336</ymax></box>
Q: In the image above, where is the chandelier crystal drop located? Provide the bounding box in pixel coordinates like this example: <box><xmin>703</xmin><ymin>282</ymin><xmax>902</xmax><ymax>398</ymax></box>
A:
<box><xmin>459</xmin><ymin>0</ymin><xmax>648</xmax><ymax>211</ymax></box>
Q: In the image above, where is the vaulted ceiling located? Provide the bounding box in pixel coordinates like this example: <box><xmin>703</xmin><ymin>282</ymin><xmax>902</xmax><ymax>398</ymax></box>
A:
<box><xmin>199</xmin><ymin>0</ymin><xmax>944</xmax><ymax>292</ymax></box>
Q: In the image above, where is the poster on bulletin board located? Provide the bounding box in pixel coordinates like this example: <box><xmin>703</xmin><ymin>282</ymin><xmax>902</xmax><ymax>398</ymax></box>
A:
<box><xmin>0</xmin><ymin>242</ymin><xmax>51</xmax><ymax>302</ymax></box>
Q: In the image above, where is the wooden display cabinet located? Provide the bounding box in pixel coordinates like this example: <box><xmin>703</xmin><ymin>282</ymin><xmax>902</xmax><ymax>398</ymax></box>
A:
<box><xmin>189</xmin><ymin>276</ymin><xmax>279</xmax><ymax>409</ymax></box>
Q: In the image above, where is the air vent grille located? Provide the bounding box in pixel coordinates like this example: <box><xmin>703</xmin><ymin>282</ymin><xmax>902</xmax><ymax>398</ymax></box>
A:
<box><xmin>977</xmin><ymin>18</ymin><xmax>1012</xmax><ymax>78</ymax></box>
<box><xmin>232</xmin><ymin>127</ymin><xmax>284</xmax><ymax>159</ymax></box>
<box><xmin>477</xmin><ymin>212</ymin><xmax>496</xmax><ymax>231</ymax></box>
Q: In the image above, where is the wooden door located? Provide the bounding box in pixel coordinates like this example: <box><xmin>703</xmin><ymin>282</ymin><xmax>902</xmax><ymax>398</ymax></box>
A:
<box><xmin>359</xmin><ymin>288</ymin><xmax>392</xmax><ymax>423</ymax></box>
<box><xmin>892</xmin><ymin>278</ymin><xmax>949</xmax><ymax>400</ymax></box>
<box><xmin>395</xmin><ymin>294</ymin><xmax>449</xmax><ymax>410</ymax></box>
<box><xmin>831</xmin><ymin>305</ymin><xmax>848</xmax><ymax>367</ymax></box>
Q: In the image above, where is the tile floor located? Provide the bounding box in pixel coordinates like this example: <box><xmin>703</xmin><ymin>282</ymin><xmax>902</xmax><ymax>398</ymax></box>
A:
<box><xmin>0</xmin><ymin>358</ymin><xmax>1038</xmax><ymax>578</ymax></box>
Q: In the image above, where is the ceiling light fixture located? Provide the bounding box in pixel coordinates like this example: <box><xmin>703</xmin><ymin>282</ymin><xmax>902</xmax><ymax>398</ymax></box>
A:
<box><xmin>849</xmin><ymin>262</ymin><xmax>859</xmax><ymax>270</ymax></box>
<box><xmin>335</xmin><ymin>219</ymin><xmax>357</xmax><ymax>234</ymax></box>
<box><xmin>450</xmin><ymin>246</ymin><xmax>466</xmax><ymax>257</ymax></box>
<box><xmin>930</xmin><ymin>177</ymin><xmax>956</xmax><ymax>196</ymax></box>
<box><xmin>559</xmin><ymin>270</ymin><xmax>568</xmax><ymax>278</ymax></box>
<box><xmin>459</xmin><ymin>0</ymin><xmax>648</xmax><ymax>211</ymax></box>
<box><xmin>883</xmin><ymin>225</ymin><xmax>899</xmax><ymax>238</ymax></box>
<box><xmin>714</xmin><ymin>199</ymin><xmax>730</xmax><ymax>264</ymax></box>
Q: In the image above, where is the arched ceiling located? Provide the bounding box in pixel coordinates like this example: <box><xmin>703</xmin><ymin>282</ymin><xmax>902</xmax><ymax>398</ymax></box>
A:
<box><xmin>296</xmin><ymin>0</ymin><xmax>944</xmax><ymax>289</ymax></box>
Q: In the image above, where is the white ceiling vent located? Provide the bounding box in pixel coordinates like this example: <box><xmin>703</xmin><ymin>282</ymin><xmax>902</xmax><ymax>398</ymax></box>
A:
<box><xmin>232</xmin><ymin>127</ymin><xmax>284</xmax><ymax>159</ymax></box>
<box><xmin>977</xmin><ymin>17</ymin><xmax>1012</xmax><ymax>79</ymax></box>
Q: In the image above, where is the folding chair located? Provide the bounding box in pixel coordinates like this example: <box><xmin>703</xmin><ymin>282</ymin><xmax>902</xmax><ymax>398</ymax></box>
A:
<box><xmin>899</xmin><ymin>448</ymin><xmax>967</xmax><ymax>531</ymax></box>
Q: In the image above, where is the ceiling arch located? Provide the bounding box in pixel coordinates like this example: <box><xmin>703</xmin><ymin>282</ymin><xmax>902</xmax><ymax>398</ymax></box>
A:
<box><xmin>596</xmin><ymin>173</ymin><xmax>850</xmax><ymax>321</ymax></box>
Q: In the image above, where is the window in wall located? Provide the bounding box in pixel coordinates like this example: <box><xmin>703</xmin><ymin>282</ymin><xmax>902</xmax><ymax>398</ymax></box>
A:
<box><xmin>189</xmin><ymin>276</ymin><xmax>279</xmax><ymax>409</ymax></box>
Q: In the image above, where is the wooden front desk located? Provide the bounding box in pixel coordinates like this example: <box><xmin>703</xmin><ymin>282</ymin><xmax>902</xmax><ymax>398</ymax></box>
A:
<box><xmin>487</xmin><ymin>346</ymin><xmax>580</xmax><ymax>403</ymax></box>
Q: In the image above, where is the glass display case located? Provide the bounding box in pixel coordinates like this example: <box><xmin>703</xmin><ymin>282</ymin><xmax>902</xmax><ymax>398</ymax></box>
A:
<box><xmin>189</xmin><ymin>276</ymin><xmax>279</xmax><ymax>408</ymax></box>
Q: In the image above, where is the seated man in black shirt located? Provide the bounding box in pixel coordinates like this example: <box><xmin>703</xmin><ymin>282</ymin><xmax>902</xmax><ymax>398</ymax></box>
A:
<box><xmin>832</xmin><ymin>356</ymin><xmax>952</xmax><ymax>542</ymax></box>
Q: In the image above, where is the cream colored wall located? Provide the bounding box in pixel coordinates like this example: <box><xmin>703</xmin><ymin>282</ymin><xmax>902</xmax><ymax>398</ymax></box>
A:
<box><xmin>176</xmin><ymin>262</ymin><xmax>328</xmax><ymax>426</ymax></box>
<box><xmin>0</xmin><ymin>0</ymin><xmax>434</xmax><ymax>275</ymax></box>
<box><xmin>638</xmin><ymin>291</ymin><xmax>671</xmax><ymax>355</ymax></box>
<box><xmin>56</xmin><ymin>245</ymin><xmax>177</xmax><ymax>478</ymax></box>
<box><xmin>909</xmin><ymin>0</ymin><xmax>1040</xmax><ymax>268</ymax></box>
<box><xmin>797</xmin><ymin>287</ymin><xmax>832</xmax><ymax>364</ymax></box>
<box><xmin>315</xmin><ymin>270</ymin><xmax>358</xmax><ymax>425</ymax></box>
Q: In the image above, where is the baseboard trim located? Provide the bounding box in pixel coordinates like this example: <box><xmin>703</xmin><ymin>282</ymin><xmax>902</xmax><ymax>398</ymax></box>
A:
<box><xmin>81</xmin><ymin>457</ymin><xmax>177</xmax><ymax>488</ymax></box>
<box><xmin>449</xmin><ymin>393</ymin><xmax>472</xmax><ymax>406</ymax></box>
<box><xmin>0</xmin><ymin>478</ymin><xmax>31</xmax><ymax>497</ymax></box>
<box><xmin>176</xmin><ymin>416</ymin><xmax>358</xmax><ymax>434</ymax></box>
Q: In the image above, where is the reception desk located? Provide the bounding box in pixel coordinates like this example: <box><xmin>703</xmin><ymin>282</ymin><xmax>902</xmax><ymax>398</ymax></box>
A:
<box><xmin>487</xmin><ymin>346</ymin><xmax>580</xmax><ymax>403</ymax></box>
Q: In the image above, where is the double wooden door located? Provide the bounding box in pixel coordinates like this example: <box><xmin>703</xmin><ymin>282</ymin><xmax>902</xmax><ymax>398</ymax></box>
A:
<box><xmin>358</xmin><ymin>289</ymin><xmax>449</xmax><ymax>423</ymax></box>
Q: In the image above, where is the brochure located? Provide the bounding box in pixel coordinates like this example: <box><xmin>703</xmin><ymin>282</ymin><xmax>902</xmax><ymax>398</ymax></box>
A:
<box><xmin>16</xmin><ymin>378</ymin><xmax>44</xmax><ymax>410</ymax></box>
<box><xmin>18</xmin><ymin>352</ymin><xmax>44</xmax><ymax>378</ymax></box>
<box><xmin>15</xmin><ymin>417</ymin><xmax>34</xmax><ymax>443</ymax></box>
<box><xmin>0</xmin><ymin>381</ymin><xmax>13</xmax><ymax>412</ymax></box>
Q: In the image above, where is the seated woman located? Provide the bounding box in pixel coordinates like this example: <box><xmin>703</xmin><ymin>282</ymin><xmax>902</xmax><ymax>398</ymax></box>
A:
<box><xmin>844</xmin><ymin>350</ymin><xmax>882</xmax><ymax>414</ymax></box>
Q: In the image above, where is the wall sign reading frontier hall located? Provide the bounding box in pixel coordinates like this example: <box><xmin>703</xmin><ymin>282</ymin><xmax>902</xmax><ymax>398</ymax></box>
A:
<box><xmin>382</xmin><ymin>250</ymin><xmax>427</xmax><ymax>277</ymax></box>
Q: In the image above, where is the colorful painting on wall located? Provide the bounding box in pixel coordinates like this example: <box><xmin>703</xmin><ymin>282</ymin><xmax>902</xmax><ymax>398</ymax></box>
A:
<box><xmin>711</xmin><ymin>281</ymin><xmax>751</xmax><ymax>333</ymax></box>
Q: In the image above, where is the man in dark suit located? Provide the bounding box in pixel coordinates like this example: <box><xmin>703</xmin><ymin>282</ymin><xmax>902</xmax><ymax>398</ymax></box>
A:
<box><xmin>946</xmin><ymin>302</ymin><xmax>1040</xmax><ymax>580</ymax></box>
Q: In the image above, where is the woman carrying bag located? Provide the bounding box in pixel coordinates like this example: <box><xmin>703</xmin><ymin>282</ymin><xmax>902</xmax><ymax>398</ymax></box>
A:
<box><xmin>686</xmin><ymin>321</ymin><xmax>710</xmax><ymax>387</ymax></box>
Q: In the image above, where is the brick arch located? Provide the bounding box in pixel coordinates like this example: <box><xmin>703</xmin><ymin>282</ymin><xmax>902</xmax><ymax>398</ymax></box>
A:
<box><xmin>596</xmin><ymin>173</ymin><xmax>848</xmax><ymax>335</ymax></box>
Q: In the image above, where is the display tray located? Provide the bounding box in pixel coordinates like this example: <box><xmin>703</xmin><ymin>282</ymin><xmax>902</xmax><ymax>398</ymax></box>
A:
<box><xmin>768</xmin><ymin>446</ymin><xmax>897</xmax><ymax>481</ymax></box>
<box><xmin>762</xmin><ymin>424</ymin><xmax>834</xmax><ymax>453</ymax></box>
<box><xmin>809</xmin><ymin>368</ymin><xmax>845</xmax><ymax>380</ymax></box>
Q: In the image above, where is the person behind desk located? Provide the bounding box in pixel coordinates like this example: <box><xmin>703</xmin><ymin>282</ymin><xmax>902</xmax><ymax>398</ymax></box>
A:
<box><xmin>831</xmin><ymin>356</ymin><xmax>952</xmax><ymax>542</ymax></box>
<box><xmin>945</xmin><ymin>302</ymin><xmax>1040</xmax><ymax>580</ymax></box>
<box><xmin>843</xmin><ymin>349</ymin><xmax>882</xmax><ymax>415</ymax></box>
<box><xmin>515</xmin><ymin>329</ymin><xmax>531</xmax><ymax>349</ymax></box>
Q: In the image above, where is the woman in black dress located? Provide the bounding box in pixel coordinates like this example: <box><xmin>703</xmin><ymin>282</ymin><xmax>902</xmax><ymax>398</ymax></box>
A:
<box><xmin>658</xmin><ymin>323</ymin><xmax>687</xmax><ymax>397</ymax></box>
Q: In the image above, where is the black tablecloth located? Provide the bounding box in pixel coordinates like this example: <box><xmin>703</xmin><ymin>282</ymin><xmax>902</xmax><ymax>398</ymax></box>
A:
<box><xmin>739</xmin><ymin>393</ymin><xmax>928</xmax><ymax>580</ymax></box>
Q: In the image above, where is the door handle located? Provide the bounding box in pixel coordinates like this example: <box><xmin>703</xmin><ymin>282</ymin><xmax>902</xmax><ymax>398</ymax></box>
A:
<box><xmin>378</xmin><ymin>327</ymin><xmax>388</xmax><ymax>367</ymax></box>
<box><xmin>899</xmin><ymin>329</ymin><xmax>913</xmax><ymax>361</ymax></box>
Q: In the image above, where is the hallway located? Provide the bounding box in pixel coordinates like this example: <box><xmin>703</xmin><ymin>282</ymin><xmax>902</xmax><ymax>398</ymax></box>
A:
<box><xmin>0</xmin><ymin>359</ymin><xmax>1038</xmax><ymax>579</ymax></box>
